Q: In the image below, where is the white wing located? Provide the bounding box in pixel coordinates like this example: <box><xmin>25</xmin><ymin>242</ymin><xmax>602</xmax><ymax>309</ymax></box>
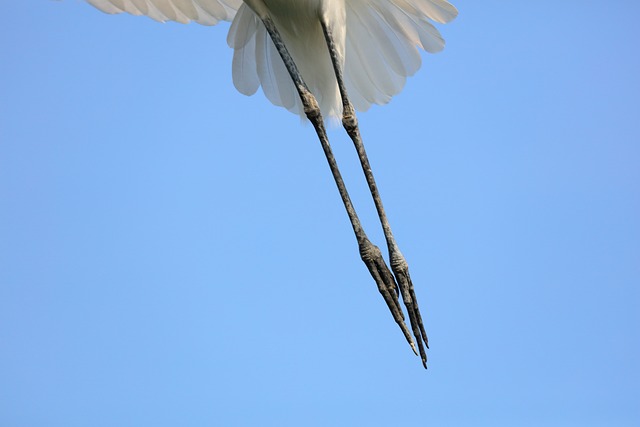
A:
<box><xmin>86</xmin><ymin>0</ymin><xmax>242</xmax><ymax>25</ymax></box>
<box><xmin>86</xmin><ymin>0</ymin><xmax>457</xmax><ymax>119</ymax></box>
<box><xmin>344</xmin><ymin>0</ymin><xmax>458</xmax><ymax>111</ymax></box>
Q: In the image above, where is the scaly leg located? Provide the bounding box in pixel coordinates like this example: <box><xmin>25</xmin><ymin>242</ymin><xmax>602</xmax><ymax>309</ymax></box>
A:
<box><xmin>321</xmin><ymin>21</ymin><xmax>429</xmax><ymax>368</ymax></box>
<box><xmin>258</xmin><ymin>16</ymin><xmax>420</xmax><ymax>357</ymax></box>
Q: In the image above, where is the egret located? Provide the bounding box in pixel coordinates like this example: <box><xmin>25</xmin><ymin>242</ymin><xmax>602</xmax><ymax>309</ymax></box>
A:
<box><xmin>78</xmin><ymin>0</ymin><xmax>457</xmax><ymax>368</ymax></box>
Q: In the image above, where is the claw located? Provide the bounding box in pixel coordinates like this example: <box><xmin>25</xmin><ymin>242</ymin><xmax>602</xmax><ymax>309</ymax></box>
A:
<box><xmin>410</xmin><ymin>342</ymin><xmax>418</xmax><ymax>357</ymax></box>
<box><xmin>391</xmin><ymin>247</ymin><xmax>429</xmax><ymax>368</ymax></box>
<box><xmin>359</xmin><ymin>238</ymin><xmax>417</xmax><ymax>354</ymax></box>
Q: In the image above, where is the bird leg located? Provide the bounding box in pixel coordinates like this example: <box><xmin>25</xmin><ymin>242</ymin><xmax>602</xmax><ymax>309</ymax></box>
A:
<box><xmin>321</xmin><ymin>21</ymin><xmax>430</xmax><ymax>368</ymax></box>
<box><xmin>258</xmin><ymin>15</ymin><xmax>419</xmax><ymax>357</ymax></box>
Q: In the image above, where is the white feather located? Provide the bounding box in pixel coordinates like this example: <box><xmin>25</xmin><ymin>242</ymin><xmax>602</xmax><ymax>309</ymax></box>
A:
<box><xmin>228</xmin><ymin>4</ymin><xmax>260</xmax><ymax>95</ymax></box>
<box><xmin>86</xmin><ymin>0</ymin><xmax>242</xmax><ymax>24</ymax></box>
<box><xmin>84</xmin><ymin>0</ymin><xmax>457</xmax><ymax>119</ymax></box>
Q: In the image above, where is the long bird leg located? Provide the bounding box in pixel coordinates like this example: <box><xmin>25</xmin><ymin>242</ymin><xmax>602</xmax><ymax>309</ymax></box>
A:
<box><xmin>256</xmin><ymin>15</ymin><xmax>419</xmax><ymax>356</ymax></box>
<box><xmin>321</xmin><ymin>21</ymin><xmax>430</xmax><ymax>368</ymax></box>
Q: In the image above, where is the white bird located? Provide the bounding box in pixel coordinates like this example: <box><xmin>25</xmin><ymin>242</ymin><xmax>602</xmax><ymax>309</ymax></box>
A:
<box><xmin>80</xmin><ymin>0</ymin><xmax>457</xmax><ymax>368</ymax></box>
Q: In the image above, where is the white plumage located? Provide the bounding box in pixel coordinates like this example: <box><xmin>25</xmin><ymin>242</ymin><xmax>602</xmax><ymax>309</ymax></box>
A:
<box><xmin>86</xmin><ymin>0</ymin><xmax>457</xmax><ymax>119</ymax></box>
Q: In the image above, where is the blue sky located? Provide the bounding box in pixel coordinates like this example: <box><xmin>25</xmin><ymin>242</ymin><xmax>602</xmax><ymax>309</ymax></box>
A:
<box><xmin>1</xmin><ymin>1</ymin><xmax>639</xmax><ymax>426</ymax></box>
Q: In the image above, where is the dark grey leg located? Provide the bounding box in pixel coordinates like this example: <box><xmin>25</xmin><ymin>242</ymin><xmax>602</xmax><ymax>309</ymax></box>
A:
<box><xmin>259</xmin><ymin>16</ymin><xmax>419</xmax><ymax>357</ymax></box>
<box><xmin>321</xmin><ymin>20</ymin><xmax>429</xmax><ymax>368</ymax></box>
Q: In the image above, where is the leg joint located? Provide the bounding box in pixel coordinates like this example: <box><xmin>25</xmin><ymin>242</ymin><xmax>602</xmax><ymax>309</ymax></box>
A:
<box><xmin>301</xmin><ymin>90</ymin><xmax>322</xmax><ymax>121</ymax></box>
<box><xmin>390</xmin><ymin>247</ymin><xmax>408</xmax><ymax>273</ymax></box>
<box><xmin>341</xmin><ymin>103</ymin><xmax>358</xmax><ymax>132</ymax></box>
<box><xmin>359</xmin><ymin>239</ymin><xmax>381</xmax><ymax>263</ymax></box>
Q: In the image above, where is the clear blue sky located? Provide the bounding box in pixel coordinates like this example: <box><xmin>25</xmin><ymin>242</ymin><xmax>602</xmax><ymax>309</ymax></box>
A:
<box><xmin>1</xmin><ymin>1</ymin><xmax>639</xmax><ymax>426</ymax></box>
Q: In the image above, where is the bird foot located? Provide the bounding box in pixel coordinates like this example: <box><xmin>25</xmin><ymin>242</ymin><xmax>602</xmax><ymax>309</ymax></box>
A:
<box><xmin>358</xmin><ymin>238</ymin><xmax>420</xmax><ymax>359</ymax></box>
<box><xmin>390</xmin><ymin>247</ymin><xmax>429</xmax><ymax>368</ymax></box>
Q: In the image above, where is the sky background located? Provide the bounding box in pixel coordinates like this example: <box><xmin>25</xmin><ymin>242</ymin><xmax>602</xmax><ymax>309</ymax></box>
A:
<box><xmin>1</xmin><ymin>1</ymin><xmax>639</xmax><ymax>426</ymax></box>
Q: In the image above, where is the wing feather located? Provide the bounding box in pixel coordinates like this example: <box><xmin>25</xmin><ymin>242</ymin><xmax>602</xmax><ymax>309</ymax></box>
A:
<box><xmin>229</xmin><ymin>4</ymin><xmax>260</xmax><ymax>95</ymax></box>
<box><xmin>344</xmin><ymin>0</ymin><xmax>457</xmax><ymax>112</ymax></box>
<box><xmin>171</xmin><ymin>0</ymin><xmax>199</xmax><ymax>22</ymax></box>
<box><xmin>84</xmin><ymin>0</ymin><xmax>456</xmax><ymax>120</ymax></box>
<box><xmin>86</xmin><ymin>0</ymin><xmax>241</xmax><ymax>25</ymax></box>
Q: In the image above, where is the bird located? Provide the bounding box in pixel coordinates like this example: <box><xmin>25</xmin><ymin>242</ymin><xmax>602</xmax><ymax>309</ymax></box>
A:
<box><xmin>78</xmin><ymin>0</ymin><xmax>457</xmax><ymax>368</ymax></box>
